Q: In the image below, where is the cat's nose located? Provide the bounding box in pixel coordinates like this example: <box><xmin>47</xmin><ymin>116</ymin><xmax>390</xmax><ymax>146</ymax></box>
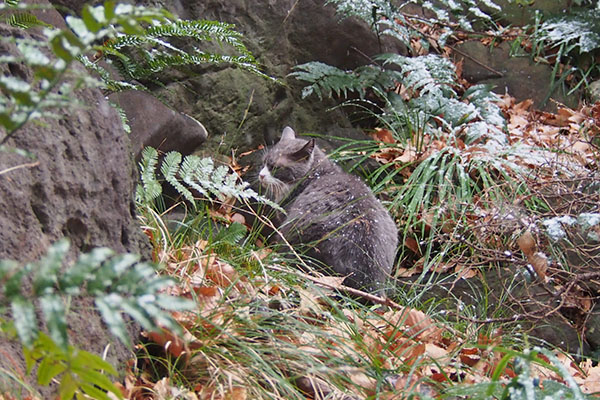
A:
<box><xmin>258</xmin><ymin>167</ymin><xmax>267</xmax><ymax>181</ymax></box>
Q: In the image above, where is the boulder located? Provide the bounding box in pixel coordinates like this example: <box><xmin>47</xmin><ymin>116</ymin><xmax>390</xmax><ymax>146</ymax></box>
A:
<box><xmin>108</xmin><ymin>90</ymin><xmax>208</xmax><ymax>161</ymax></box>
<box><xmin>92</xmin><ymin>0</ymin><xmax>403</xmax><ymax>153</ymax></box>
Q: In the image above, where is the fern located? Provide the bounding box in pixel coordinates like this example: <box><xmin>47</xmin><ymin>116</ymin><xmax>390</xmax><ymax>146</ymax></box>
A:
<box><xmin>161</xmin><ymin>151</ymin><xmax>195</xmax><ymax>204</ymax></box>
<box><xmin>293</xmin><ymin>54</ymin><xmax>504</xmax><ymax>138</ymax></box>
<box><xmin>326</xmin><ymin>0</ymin><xmax>501</xmax><ymax>52</ymax></box>
<box><xmin>290</xmin><ymin>62</ymin><xmax>397</xmax><ymax>100</ymax></box>
<box><xmin>537</xmin><ymin>9</ymin><xmax>600</xmax><ymax>54</ymax></box>
<box><xmin>0</xmin><ymin>239</ymin><xmax>193</xmax><ymax>399</ymax></box>
<box><xmin>84</xmin><ymin>18</ymin><xmax>270</xmax><ymax>85</ymax></box>
<box><xmin>137</xmin><ymin>147</ymin><xmax>162</xmax><ymax>204</ymax></box>
<box><xmin>4</xmin><ymin>12</ymin><xmax>52</xmax><ymax>29</ymax></box>
<box><xmin>137</xmin><ymin>147</ymin><xmax>283</xmax><ymax>212</ymax></box>
<box><xmin>378</xmin><ymin>53</ymin><xmax>456</xmax><ymax>96</ymax></box>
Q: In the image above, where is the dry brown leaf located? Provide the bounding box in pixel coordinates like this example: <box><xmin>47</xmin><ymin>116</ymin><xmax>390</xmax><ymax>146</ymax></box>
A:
<box><xmin>350</xmin><ymin>370</ymin><xmax>377</xmax><ymax>392</ymax></box>
<box><xmin>394</xmin><ymin>267</ymin><xmax>419</xmax><ymax>278</ymax></box>
<box><xmin>404</xmin><ymin>237</ymin><xmax>421</xmax><ymax>256</ymax></box>
<box><xmin>313</xmin><ymin>275</ymin><xmax>346</xmax><ymax>289</ymax></box>
<box><xmin>206</xmin><ymin>259</ymin><xmax>238</xmax><ymax>287</ymax></box>
<box><xmin>223</xmin><ymin>387</ymin><xmax>247</xmax><ymax>400</ymax></box>
<box><xmin>430</xmin><ymin>263</ymin><xmax>453</xmax><ymax>274</ymax></box>
<box><xmin>145</xmin><ymin>328</ymin><xmax>190</xmax><ymax>361</ymax></box>
<box><xmin>154</xmin><ymin>377</ymin><xmax>199</xmax><ymax>400</ymax></box>
<box><xmin>517</xmin><ymin>230</ymin><xmax>536</xmax><ymax>257</ymax></box>
<box><xmin>514</xmin><ymin>99</ymin><xmax>534</xmax><ymax>113</ymax></box>
<box><xmin>371</xmin><ymin>128</ymin><xmax>396</xmax><ymax>143</ymax></box>
<box><xmin>425</xmin><ymin>343</ymin><xmax>450</xmax><ymax>361</ymax></box>
<box><xmin>529</xmin><ymin>252</ymin><xmax>548</xmax><ymax>281</ymax></box>
<box><xmin>383</xmin><ymin>307</ymin><xmax>441</xmax><ymax>341</ymax></box>
<box><xmin>230</xmin><ymin>213</ymin><xmax>246</xmax><ymax>225</ymax></box>
<box><xmin>395</xmin><ymin>146</ymin><xmax>418</xmax><ymax>163</ymax></box>
<box><xmin>251</xmin><ymin>248</ymin><xmax>271</xmax><ymax>261</ymax></box>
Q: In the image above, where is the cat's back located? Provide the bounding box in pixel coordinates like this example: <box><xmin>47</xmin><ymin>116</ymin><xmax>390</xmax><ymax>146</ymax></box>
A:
<box><xmin>287</xmin><ymin>159</ymin><xmax>380</xmax><ymax>219</ymax></box>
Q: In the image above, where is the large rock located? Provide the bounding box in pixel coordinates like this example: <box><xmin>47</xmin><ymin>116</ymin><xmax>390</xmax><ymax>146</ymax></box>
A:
<box><xmin>454</xmin><ymin>41</ymin><xmax>578</xmax><ymax>111</ymax></box>
<box><xmin>0</xmin><ymin>14</ymin><xmax>148</xmax><ymax>396</ymax></box>
<box><xmin>109</xmin><ymin>90</ymin><xmax>208</xmax><ymax>160</ymax></box>
<box><xmin>58</xmin><ymin>0</ymin><xmax>398</xmax><ymax>153</ymax></box>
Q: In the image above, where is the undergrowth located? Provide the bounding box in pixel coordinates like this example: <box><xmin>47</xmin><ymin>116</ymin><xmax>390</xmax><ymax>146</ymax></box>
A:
<box><xmin>131</xmin><ymin>167</ymin><xmax>597</xmax><ymax>398</ymax></box>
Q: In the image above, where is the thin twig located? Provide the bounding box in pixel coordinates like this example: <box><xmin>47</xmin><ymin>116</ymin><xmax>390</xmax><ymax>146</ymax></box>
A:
<box><xmin>447</xmin><ymin>45</ymin><xmax>504</xmax><ymax>78</ymax></box>
<box><xmin>0</xmin><ymin>161</ymin><xmax>40</xmax><ymax>176</ymax></box>
<box><xmin>265</xmin><ymin>264</ymin><xmax>403</xmax><ymax>309</ymax></box>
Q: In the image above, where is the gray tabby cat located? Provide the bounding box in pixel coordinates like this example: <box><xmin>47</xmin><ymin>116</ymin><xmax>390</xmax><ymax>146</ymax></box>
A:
<box><xmin>259</xmin><ymin>127</ymin><xmax>398</xmax><ymax>293</ymax></box>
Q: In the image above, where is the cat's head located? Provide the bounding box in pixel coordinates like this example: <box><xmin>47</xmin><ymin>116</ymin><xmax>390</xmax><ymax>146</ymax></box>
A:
<box><xmin>259</xmin><ymin>126</ymin><xmax>315</xmax><ymax>201</ymax></box>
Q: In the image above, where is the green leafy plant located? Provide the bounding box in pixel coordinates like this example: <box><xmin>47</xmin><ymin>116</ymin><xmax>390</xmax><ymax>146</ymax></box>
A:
<box><xmin>443</xmin><ymin>347</ymin><xmax>590</xmax><ymax>399</ymax></box>
<box><xmin>290</xmin><ymin>61</ymin><xmax>397</xmax><ymax>100</ymax></box>
<box><xmin>0</xmin><ymin>239</ymin><xmax>194</xmax><ymax>399</ymax></box>
<box><xmin>78</xmin><ymin>17</ymin><xmax>269</xmax><ymax>91</ymax></box>
<box><xmin>22</xmin><ymin>333</ymin><xmax>121</xmax><ymax>400</ymax></box>
<box><xmin>531</xmin><ymin>8</ymin><xmax>600</xmax><ymax>98</ymax></box>
<box><xmin>136</xmin><ymin>146</ymin><xmax>282</xmax><ymax>212</ymax></box>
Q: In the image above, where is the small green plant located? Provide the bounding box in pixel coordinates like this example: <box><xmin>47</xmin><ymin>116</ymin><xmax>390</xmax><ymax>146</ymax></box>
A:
<box><xmin>22</xmin><ymin>333</ymin><xmax>121</xmax><ymax>400</ymax></box>
<box><xmin>443</xmin><ymin>347</ymin><xmax>590</xmax><ymax>399</ymax></box>
<box><xmin>521</xmin><ymin>6</ymin><xmax>600</xmax><ymax>102</ymax></box>
<box><xmin>292</xmin><ymin>53</ymin><xmax>505</xmax><ymax>143</ymax></box>
<box><xmin>0</xmin><ymin>239</ymin><xmax>194</xmax><ymax>399</ymax></box>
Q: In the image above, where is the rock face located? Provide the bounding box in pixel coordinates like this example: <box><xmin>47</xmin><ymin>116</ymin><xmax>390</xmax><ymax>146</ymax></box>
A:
<box><xmin>0</xmin><ymin>17</ymin><xmax>148</xmax><ymax>396</ymax></box>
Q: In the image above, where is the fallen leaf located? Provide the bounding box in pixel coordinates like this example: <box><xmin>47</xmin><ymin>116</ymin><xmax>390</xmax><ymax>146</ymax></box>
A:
<box><xmin>206</xmin><ymin>259</ymin><xmax>238</xmax><ymax>287</ymax></box>
<box><xmin>371</xmin><ymin>128</ymin><xmax>396</xmax><ymax>143</ymax></box>
<box><xmin>145</xmin><ymin>328</ymin><xmax>189</xmax><ymax>361</ymax></box>
<box><xmin>517</xmin><ymin>230</ymin><xmax>536</xmax><ymax>257</ymax></box>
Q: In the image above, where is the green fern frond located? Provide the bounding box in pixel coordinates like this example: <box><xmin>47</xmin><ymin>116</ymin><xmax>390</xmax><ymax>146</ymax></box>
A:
<box><xmin>378</xmin><ymin>54</ymin><xmax>456</xmax><ymax>96</ymax></box>
<box><xmin>180</xmin><ymin>155</ymin><xmax>211</xmax><ymax>199</ymax></box>
<box><xmin>290</xmin><ymin>62</ymin><xmax>397</xmax><ymax>100</ymax></box>
<box><xmin>137</xmin><ymin>147</ymin><xmax>162</xmax><ymax>204</ymax></box>
<box><xmin>325</xmin><ymin>0</ymin><xmax>501</xmax><ymax>51</ymax></box>
<box><xmin>161</xmin><ymin>151</ymin><xmax>196</xmax><ymax>205</ymax></box>
<box><xmin>538</xmin><ymin>9</ymin><xmax>600</xmax><ymax>54</ymax></box>
<box><xmin>5</xmin><ymin>12</ymin><xmax>52</xmax><ymax>29</ymax></box>
<box><xmin>137</xmin><ymin>148</ymin><xmax>283</xmax><ymax>212</ymax></box>
<box><xmin>0</xmin><ymin>2</ymin><xmax>271</xmax><ymax>140</ymax></box>
<box><xmin>96</xmin><ymin>17</ymin><xmax>269</xmax><ymax>83</ymax></box>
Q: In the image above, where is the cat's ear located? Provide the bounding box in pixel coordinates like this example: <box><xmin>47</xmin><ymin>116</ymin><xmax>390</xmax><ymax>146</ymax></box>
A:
<box><xmin>291</xmin><ymin>139</ymin><xmax>315</xmax><ymax>161</ymax></box>
<box><xmin>280</xmin><ymin>126</ymin><xmax>296</xmax><ymax>142</ymax></box>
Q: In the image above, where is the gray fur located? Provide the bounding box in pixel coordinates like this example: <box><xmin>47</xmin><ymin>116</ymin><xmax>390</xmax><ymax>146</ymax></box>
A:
<box><xmin>259</xmin><ymin>127</ymin><xmax>398</xmax><ymax>293</ymax></box>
